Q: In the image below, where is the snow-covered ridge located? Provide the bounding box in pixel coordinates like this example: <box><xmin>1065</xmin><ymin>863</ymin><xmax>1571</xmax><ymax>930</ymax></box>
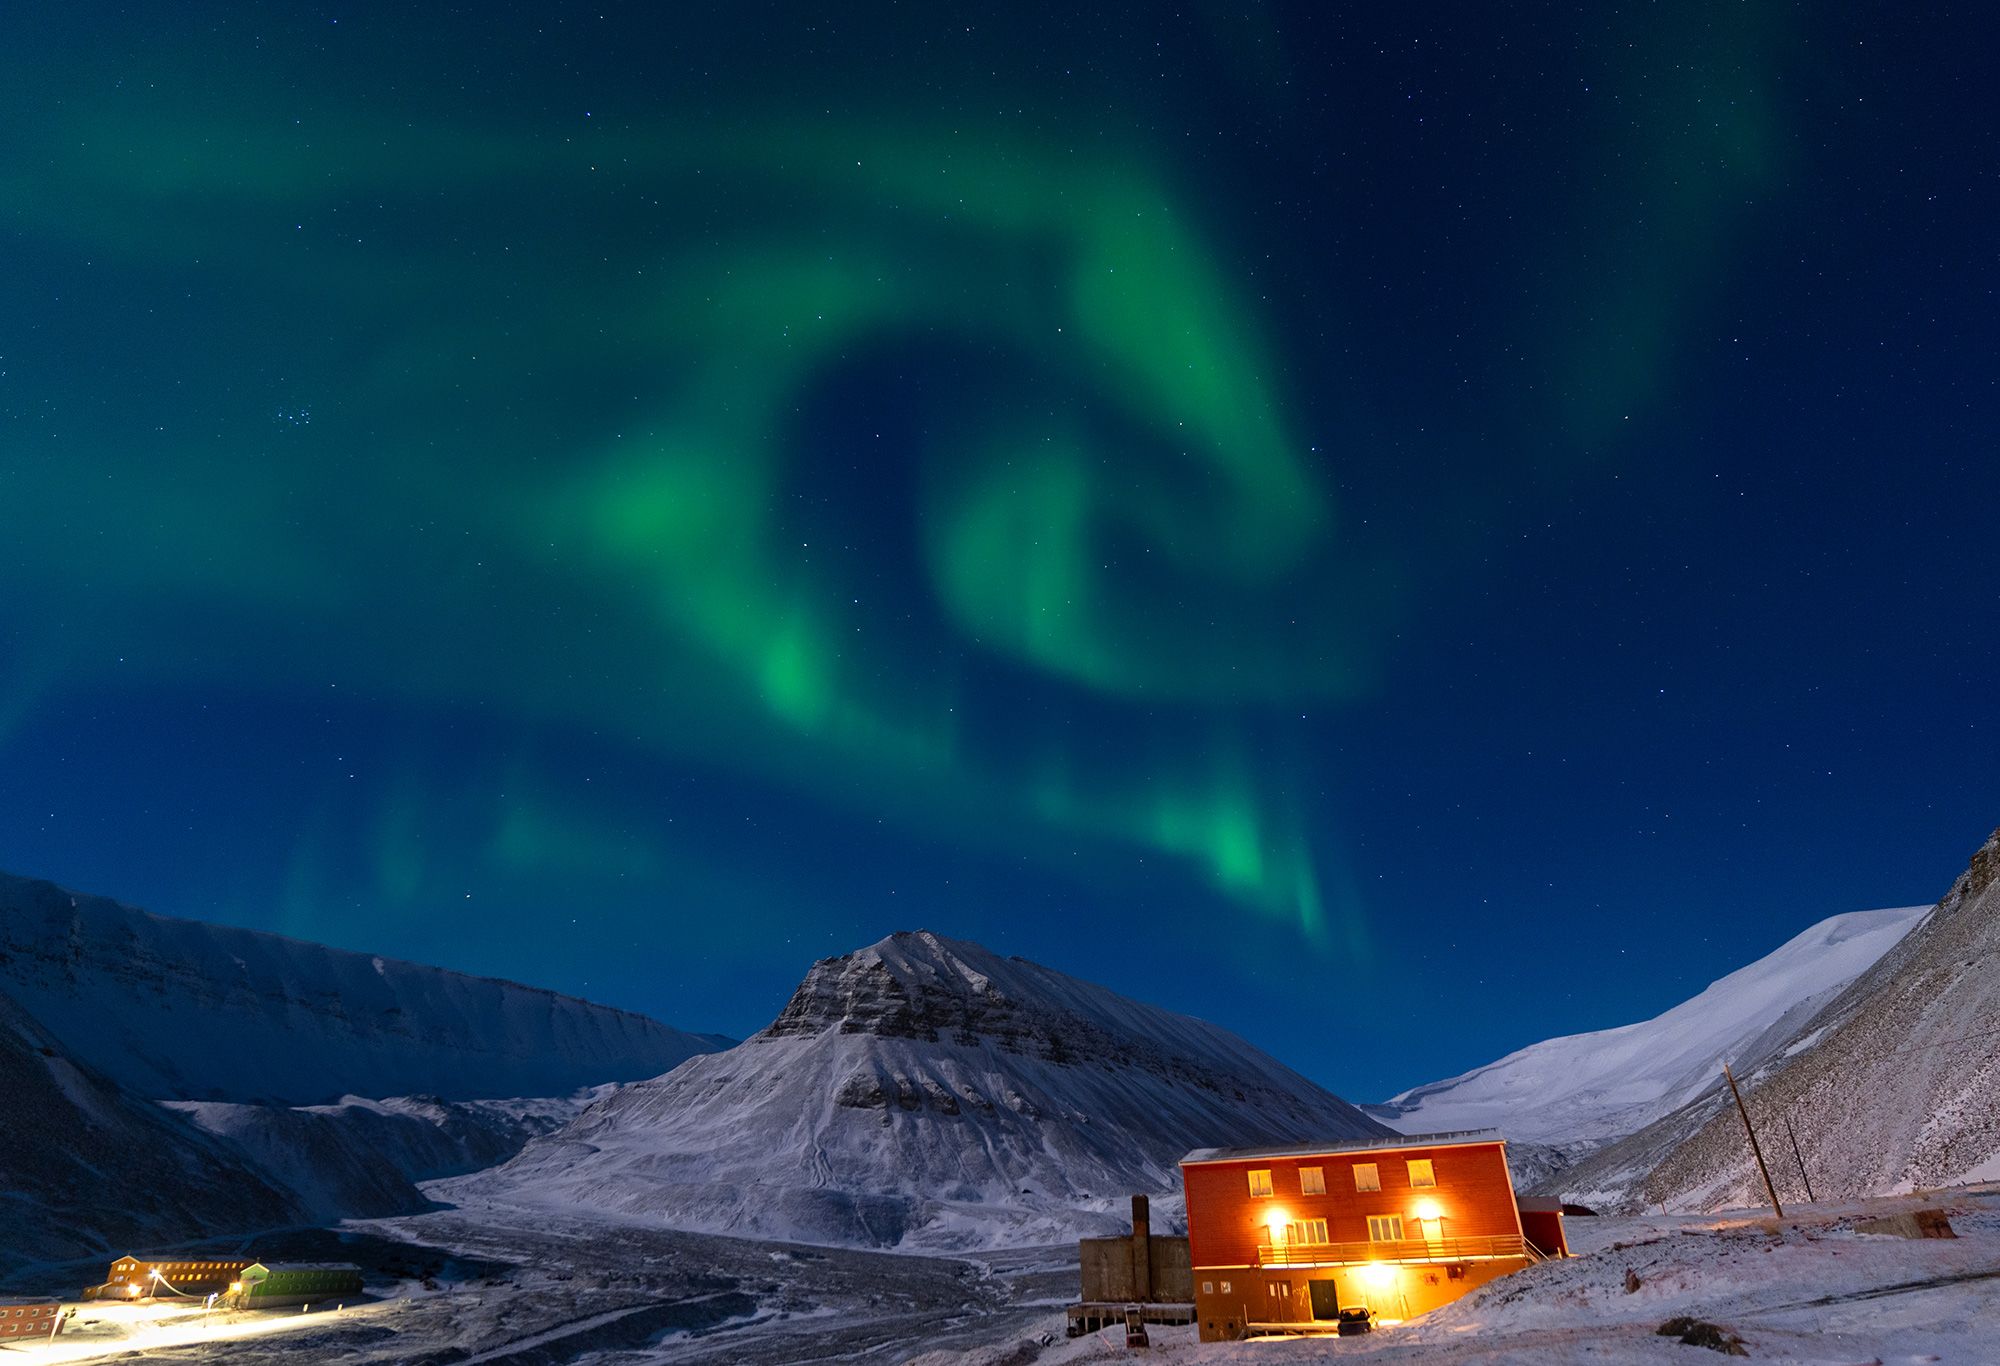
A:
<box><xmin>447</xmin><ymin>930</ymin><xmax>1389</xmax><ymax>1250</ymax></box>
<box><xmin>1586</xmin><ymin>825</ymin><xmax>2000</xmax><ymax>1210</ymax></box>
<box><xmin>1370</xmin><ymin>905</ymin><xmax>1926</xmax><ymax>1147</ymax></box>
<box><xmin>0</xmin><ymin>870</ymin><xmax>723</xmax><ymax>1104</ymax></box>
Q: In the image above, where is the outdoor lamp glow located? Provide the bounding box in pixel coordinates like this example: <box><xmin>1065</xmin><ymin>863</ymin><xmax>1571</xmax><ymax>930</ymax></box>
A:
<box><xmin>1360</xmin><ymin>1263</ymin><xmax>1395</xmax><ymax>1288</ymax></box>
<box><xmin>1414</xmin><ymin>1199</ymin><xmax>1443</xmax><ymax>1222</ymax></box>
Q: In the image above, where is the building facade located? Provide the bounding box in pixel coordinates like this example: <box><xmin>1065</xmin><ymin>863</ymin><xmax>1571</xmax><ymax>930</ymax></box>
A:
<box><xmin>0</xmin><ymin>1299</ymin><xmax>65</xmax><ymax>1339</ymax></box>
<box><xmin>1181</xmin><ymin>1130</ymin><xmax>1553</xmax><ymax>1340</ymax></box>
<box><xmin>227</xmin><ymin>1262</ymin><xmax>365</xmax><ymax>1309</ymax></box>
<box><xmin>90</xmin><ymin>1256</ymin><xmax>257</xmax><ymax>1300</ymax></box>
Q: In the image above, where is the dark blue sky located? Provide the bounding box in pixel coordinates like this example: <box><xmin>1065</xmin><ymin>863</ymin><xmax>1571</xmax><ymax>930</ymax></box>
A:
<box><xmin>1</xmin><ymin>2</ymin><xmax>1994</xmax><ymax>1101</ymax></box>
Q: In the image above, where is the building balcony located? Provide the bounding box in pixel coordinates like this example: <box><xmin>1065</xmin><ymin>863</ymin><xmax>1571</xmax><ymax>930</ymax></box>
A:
<box><xmin>1255</xmin><ymin>1232</ymin><xmax>1530</xmax><ymax>1268</ymax></box>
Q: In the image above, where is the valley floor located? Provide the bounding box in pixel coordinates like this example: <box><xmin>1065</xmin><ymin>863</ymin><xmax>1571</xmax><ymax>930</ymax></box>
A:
<box><xmin>9</xmin><ymin>1186</ymin><xmax>1994</xmax><ymax>1364</ymax></box>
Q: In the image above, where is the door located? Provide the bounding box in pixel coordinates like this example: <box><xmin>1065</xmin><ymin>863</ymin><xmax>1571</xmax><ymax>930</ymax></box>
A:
<box><xmin>1309</xmin><ymin>1278</ymin><xmax>1341</xmax><ymax>1321</ymax></box>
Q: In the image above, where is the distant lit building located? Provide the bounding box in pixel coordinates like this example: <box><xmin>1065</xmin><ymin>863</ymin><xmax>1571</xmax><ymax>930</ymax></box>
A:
<box><xmin>88</xmin><ymin>1256</ymin><xmax>257</xmax><ymax>1300</ymax></box>
<box><xmin>1181</xmin><ymin>1130</ymin><xmax>1563</xmax><ymax>1340</ymax></box>
<box><xmin>0</xmin><ymin>1298</ymin><xmax>66</xmax><ymax>1339</ymax></box>
<box><xmin>226</xmin><ymin>1262</ymin><xmax>364</xmax><ymax>1309</ymax></box>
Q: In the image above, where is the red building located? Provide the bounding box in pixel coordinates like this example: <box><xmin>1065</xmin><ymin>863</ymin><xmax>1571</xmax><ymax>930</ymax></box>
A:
<box><xmin>0</xmin><ymin>1299</ymin><xmax>65</xmax><ymax>1340</ymax></box>
<box><xmin>1181</xmin><ymin>1130</ymin><xmax>1560</xmax><ymax>1340</ymax></box>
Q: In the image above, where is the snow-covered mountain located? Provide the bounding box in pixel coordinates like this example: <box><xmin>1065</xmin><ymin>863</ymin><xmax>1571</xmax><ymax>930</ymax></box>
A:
<box><xmin>447</xmin><ymin>930</ymin><xmax>1389</xmax><ymax>1250</ymax></box>
<box><xmin>1562</xmin><ymin>826</ymin><xmax>2000</xmax><ymax>1211</ymax></box>
<box><xmin>0</xmin><ymin>986</ymin><xmax>302</xmax><ymax>1276</ymax></box>
<box><xmin>0</xmin><ymin>871</ymin><xmax>725</xmax><ymax>1104</ymax></box>
<box><xmin>1370</xmin><ymin>905</ymin><xmax>1926</xmax><ymax>1151</ymax></box>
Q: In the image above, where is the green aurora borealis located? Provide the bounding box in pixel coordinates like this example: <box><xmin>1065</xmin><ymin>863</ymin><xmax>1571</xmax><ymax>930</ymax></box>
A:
<box><xmin>4</xmin><ymin>4</ymin><xmax>1995</xmax><ymax>1093</ymax></box>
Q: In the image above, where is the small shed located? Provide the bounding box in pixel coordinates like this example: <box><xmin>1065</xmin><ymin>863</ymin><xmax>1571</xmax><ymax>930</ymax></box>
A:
<box><xmin>1515</xmin><ymin>1197</ymin><xmax>1570</xmax><ymax>1258</ymax></box>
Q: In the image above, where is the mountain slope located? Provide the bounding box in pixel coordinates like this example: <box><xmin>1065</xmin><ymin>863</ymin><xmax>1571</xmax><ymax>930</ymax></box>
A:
<box><xmin>164</xmin><ymin>1091</ymin><xmax>600</xmax><ymax>1224</ymax></box>
<box><xmin>1370</xmin><ymin>905</ymin><xmax>1925</xmax><ymax>1148</ymax></box>
<box><xmin>1562</xmin><ymin>827</ymin><xmax>2000</xmax><ymax>1211</ymax></box>
<box><xmin>0</xmin><ymin>987</ymin><xmax>302</xmax><ymax>1278</ymax></box>
<box><xmin>0</xmin><ymin>871</ymin><xmax>723</xmax><ymax>1104</ymax></box>
<box><xmin>447</xmin><ymin>930</ymin><xmax>1389</xmax><ymax>1249</ymax></box>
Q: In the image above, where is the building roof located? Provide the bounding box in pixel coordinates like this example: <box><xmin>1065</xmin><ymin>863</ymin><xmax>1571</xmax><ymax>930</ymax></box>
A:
<box><xmin>1515</xmin><ymin>1196</ymin><xmax>1565</xmax><ymax>1213</ymax></box>
<box><xmin>1180</xmin><ymin>1128</ymin><xmax>1507</xmax><ymax>1165</ymax></box>
<box><xmin>244</xmin><ymin>1262</ymin><xmax>362</xmax><ymax>1274</ymax></box>
<box><xmin>0</xmin><ymin>1297</ymin><xmax>58</xmax><ymax>1306</ymax></box>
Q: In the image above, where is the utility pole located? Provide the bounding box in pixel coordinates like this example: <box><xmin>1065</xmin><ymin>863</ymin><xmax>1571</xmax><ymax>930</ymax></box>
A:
<box><xmin>1782</xmin><ymin>1114</ymin><xmax>1817</xmax><ymax>1204</ymax></box>
<box><xmin>1723</xmin><ymin>1063</ymin><xmax>1783</xmax><ymax>1219</ymax></box>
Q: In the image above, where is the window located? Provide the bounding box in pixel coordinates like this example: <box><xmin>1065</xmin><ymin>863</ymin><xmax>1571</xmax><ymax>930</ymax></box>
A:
<box><xmin>1407</xmin><ymin>1159</ymin><xmax>1437</xmax><ymax>1188</ymax></box>
<box><xmin>1247</xmin><ymin>1168</ymin><xmax>1274</xmax><ymax>1197</ymax></box>
<box><xmin>1286</xmin><ymin>1219</ymin><xmax>1330</xmax><ymax>1245</ymax></box>
<box><xmin>1268</xmin><ymin>1280</ymin><xmax>1291</xmax><ymax>1297</ymax></box>
<box><xmin>1353</xmin><ymin>1162</ymin><xmax>1381</xmax><ymax>1192</ymax></box>
<box><xmin>1367</xmin><ymin>1215</ymin><xmax>1405</xmax><ymax>1241</ymax></box>
<box><xmin>1299</xmin><ymin>1165</ymin><xmax>1325</xmax><ymax>1195</ymax></box>
<box><xmin>1220</xmin><ymin>1280</ymin><xmax>1233</xmax><ymax>1294</ymax></box>
<box><xmin>1202</xmin><ymin>1281</ymin><xmax>1214</xmax><ymax>1295</ymax></box>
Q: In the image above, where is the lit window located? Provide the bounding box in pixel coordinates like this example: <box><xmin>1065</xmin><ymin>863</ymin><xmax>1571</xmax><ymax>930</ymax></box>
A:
<box><xmin>1299</xmin><ymin>1166</ymin><xmax>1325</xmax><ymax>1195</ymax></box>
<box><xmin>1247</xmin><ymin>1169</ymin><xmax>1274</xmax><ymax>1197</ymax></box>
<box><xmin>1353</xmin><ymin>1163</ymin><xmax>1381</xmax><ymax>1192</ymax></box>
<box><xmin>1407</xmin><ymin>1159</ymin><xmax>1437</xmax><ymax>1188</ymax></box>
<box><xmin>1367</xmin><ymin>1215</ymin><xmax>1405</xmax><ymax>1241</ymax></box>
<box><xmin>1269</xmin><ymin>1280</ymin><xmax>1291</xmax><ymax>1297</ymax></box>
<box><xmin>1220</xmin><ymin>1280</ymin><xmax>1232</xmax><ymax>1294</ymax></box>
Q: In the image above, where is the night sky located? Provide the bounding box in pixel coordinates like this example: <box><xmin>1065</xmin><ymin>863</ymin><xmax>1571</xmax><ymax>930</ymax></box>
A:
<box><xmin>3</xmin><ymin>4</ymin><xmax>1994</xmax><ymax>1102</ymax></box>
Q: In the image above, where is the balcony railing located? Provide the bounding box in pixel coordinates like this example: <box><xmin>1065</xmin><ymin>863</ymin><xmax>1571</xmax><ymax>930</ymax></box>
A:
<box><xmin>1256</xmin><ymin>1233</ymin><xmax>1529</xmax><ymax>1267</ymax></box>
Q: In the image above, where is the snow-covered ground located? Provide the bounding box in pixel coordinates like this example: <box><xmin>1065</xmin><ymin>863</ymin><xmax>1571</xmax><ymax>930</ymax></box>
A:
<box><xmin>966</xmin><ymin>1185</ymin><xmax>2000</xmax><ymax>1366</ymax></box>
<box><xmin>14</xmin><ymin>1184</ymin><xmax>1990</xmax><ymax>1363</ymax></box>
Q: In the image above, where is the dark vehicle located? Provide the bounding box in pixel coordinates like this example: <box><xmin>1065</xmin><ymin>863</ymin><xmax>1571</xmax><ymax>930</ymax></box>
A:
<box><xmin>1337</xmin><ymin>1307</ymin><xmax>1374</xmax><ymax>1336</ymax></box>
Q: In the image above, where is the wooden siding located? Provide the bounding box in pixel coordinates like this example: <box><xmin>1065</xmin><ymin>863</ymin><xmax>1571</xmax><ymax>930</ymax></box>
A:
<box><xmin>1183</xmin><ymin>1140</ymin><xmax>1523</xmax><ymax>1270</ymax></box>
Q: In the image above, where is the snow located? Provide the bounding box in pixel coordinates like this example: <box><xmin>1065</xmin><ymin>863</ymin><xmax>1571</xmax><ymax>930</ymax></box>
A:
<box><xmin>445</xmin><ymin>930</ymin><xmax>1387</xmax><ymax>1250</ymax></box>
<box><xmin>973</xmin><ymin>1189</ymin><xmax>2000</xmax><ymax>1366</ymax></box>
<box><xmin>1589</xmin><ymin>829</ymin><xmax>2000</xmax><ymax>1211</ymax></box>
<box><xmin>11</xmin><ymin>1185</ymin><xmax>1991</xmax><ymax>1364</ymax></box>
<box><xmin>0</xmin><ymin>870</ymin><xmax>721</xmax><ymax>1104</ymax></box>
<box><xmin>1370</xmin><ymin>906</ymin><xmax>1926</xmax><ymax>1148</ymax></box>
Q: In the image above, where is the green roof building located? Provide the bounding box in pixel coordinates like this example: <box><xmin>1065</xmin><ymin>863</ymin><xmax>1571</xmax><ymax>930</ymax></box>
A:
<box><xmin>229</xmin><ymin>1262</ymin><xmax>364</xmax><ymax>1309</ymax></box>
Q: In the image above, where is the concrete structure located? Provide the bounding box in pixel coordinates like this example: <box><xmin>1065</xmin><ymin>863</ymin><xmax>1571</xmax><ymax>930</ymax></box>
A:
<box><xmin>1067</xmin><ymin>1194</ymin><xmax>1197</xmax><ymax>1337</ymax></box>
<box><xmin>227</xmin><ymin>1262</ymin><xmax>364</xmax><ymax>1309</ymax></box>
<box><xmin>0</xmin><ymin>1298</ymin><xmax>65</xmax><ymax>1340</ymax></box>
<box><xmin>1181</xmin><ymin>1130</ymin><xmax>1559</xmax><ymax>1341</ymax></box>
<box><xmin>88</xmin><ymin>1255</ymin><xmax>257</xmax><ymax>1300</ymax></box>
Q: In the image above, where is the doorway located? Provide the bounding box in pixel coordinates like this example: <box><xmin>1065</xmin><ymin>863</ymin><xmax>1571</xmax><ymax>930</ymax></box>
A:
<box><xmin>1308</xmin><ymin>1278</ymin><xmax>1341</xmax><ymax>1321</ymax></box>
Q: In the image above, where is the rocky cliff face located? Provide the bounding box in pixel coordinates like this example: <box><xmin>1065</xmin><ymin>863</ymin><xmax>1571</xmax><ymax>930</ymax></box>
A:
<box><xmin>1555</xmin><ymin>827</ymin><xmax>2000</xmax><ymax>1211</ymax></box>
<box><xmin>0</xmin><ymin>871</ymin><xmax>723</xmax><ymax>1104</ymax></box>
<box><xmin>448</xmin><ymin>930</ymin><xmax>1389</xmax><ymax>1250</ymax></box>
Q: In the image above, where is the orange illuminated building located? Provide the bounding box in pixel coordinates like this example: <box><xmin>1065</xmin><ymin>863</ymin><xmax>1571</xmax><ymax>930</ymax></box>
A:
<box><xmin>89</xmin><ymin>1256</ymin><xmax>257</xmax><ymax>1300</ymax></box>
<box><xmin>1181</xmin><ymin>1130</ymin><xmax>1563</xmax><ymax>1340</ymax></box>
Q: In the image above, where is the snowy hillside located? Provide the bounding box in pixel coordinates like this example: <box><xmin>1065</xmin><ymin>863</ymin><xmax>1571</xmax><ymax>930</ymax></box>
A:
<box><xmin>0</xmin><ymin>987</ymin><xmax>301</xmax><ymax>1276</ymax></box>
<box><xmin>446</xmin><ymin>930</ymin><xmax>1388</xmax><ymax>1249</ymax></box>
<box><xmin>164</xmin><ymin>1089</ymin><xmax>603</xmax><ymax>1224</ymax></box>
<box><xmin>1371</xmin><ymin>905</ymin><xmax>1924</xmax><ymax>1148</ymax></box>
<box><xmin>0</xmin><ymin>871</ymin><xmax>724</xmax><ymax>1104</ymax></box>
<box><xmin>1571</xmin><ymin>826</ymin><xmax>2000</xmax><ymax>1211</ymax></box>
